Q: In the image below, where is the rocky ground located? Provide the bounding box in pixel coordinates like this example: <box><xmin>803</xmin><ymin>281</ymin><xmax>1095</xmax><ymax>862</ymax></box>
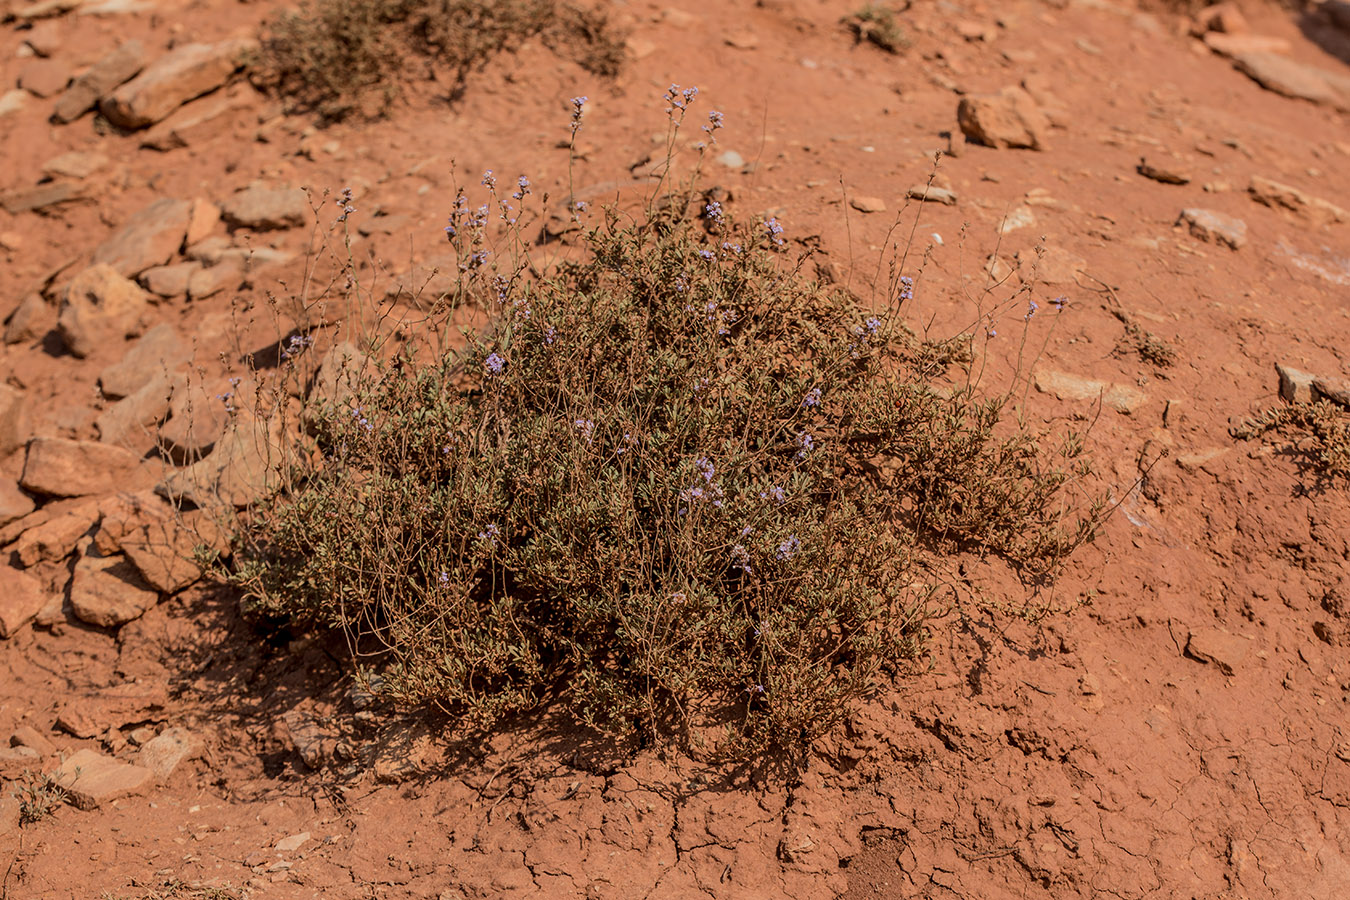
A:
<box><xmin>2</xmin><ymin>0</ymin><xmax>1350</xmax><ymax>897</ymax></box>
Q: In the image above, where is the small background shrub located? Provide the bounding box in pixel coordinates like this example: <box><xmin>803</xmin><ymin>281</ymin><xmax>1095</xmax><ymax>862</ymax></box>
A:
<box><xmin>846</xmin><ymin>3</ymin><xmax>909</xmax><ymax>54</ymax></box>
<box><xmin>12</xmin><ymin>768</ymin><xmax>68</xmax><ymax>825</ymax></box>
<box><xmin>261</xmin><ymin>0</ymin><xmax>626</xmax><ymax>120</ymax></box>
<box><xmin>1233</xmin><ymin>400</ymin><xmax>1350</xmax><ymax>485</ymax></box>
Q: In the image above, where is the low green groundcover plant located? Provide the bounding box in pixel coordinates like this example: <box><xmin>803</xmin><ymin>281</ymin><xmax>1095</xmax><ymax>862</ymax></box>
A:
<box><xmin>233</xmin><ymin>150</ymin><xmax>1098</xmax><ymax>758</ymax></box>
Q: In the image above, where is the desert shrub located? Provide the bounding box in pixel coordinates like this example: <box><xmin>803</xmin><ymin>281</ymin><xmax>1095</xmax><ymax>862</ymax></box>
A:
<box><xmin>846</xmin><ymin>3</ymin><xmax>909</xmax><ymax>53</ymax></box>
<box><xmin>227</xmin><ymin>94</ymin><xmax>1100</xmax><ymax>758</ymax></box>
<box><xmin>1233</xmin><ymin>399</ymin><xmax>1350</xmax><ymax>484</ymax></box>
<box><xmin>261</xmin><ymin>0</ymin><xmax>626</xmax><ymax>120</ymax></box>
<box><xmin>262</xmin><ymin>0</ymin><xmax>409</xmax><ymax>121</ymax></box>
<box><xmin>232</xmin><ymin>210</ymin><xmax>1098</xmax><ymax>758</ymax></box>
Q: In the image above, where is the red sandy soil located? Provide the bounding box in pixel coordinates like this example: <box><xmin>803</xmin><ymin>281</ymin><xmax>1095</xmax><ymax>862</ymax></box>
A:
<box><xmin>2</xmin><ymin>0</ymin><xmax>1350</xmax><ymax>897</ymax></box>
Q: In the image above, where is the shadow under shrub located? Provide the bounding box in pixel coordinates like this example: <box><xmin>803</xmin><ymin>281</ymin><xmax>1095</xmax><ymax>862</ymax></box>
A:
<box><xmin>232</xmin><ymin>208</ymin><xmax>1098</xmax><ymax>758</ymax></box>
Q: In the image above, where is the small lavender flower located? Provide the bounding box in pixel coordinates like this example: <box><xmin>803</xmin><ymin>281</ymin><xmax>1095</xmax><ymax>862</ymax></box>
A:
<box><xmin>695</xmin><ymin>456</ymin><xmax>715</xmax><ymax>482</ymax></box>
<box><xmin>760</xmin><ymin>485</ymin><xmax>786</xmax><ymax>505</ymax></box>
<box><xmin>575</xmin><ymin>418</ymin><xmax>595</xmax><ymax>443</ymax></box>
<box><xmin>706</xmin><ymin>110</ymin><xmax>725</xmax><ymax>131</ymax></box>
<box><xmin>485</xmin><ymin>352</ymin><xmax>505</xmax><ymax>375</ymax></box>
<box><xmin>704</xmin><ymin>200</ymin><xmax>724</xmax><ymax>225</ymax></box>
<box><xmin>898</xmin><ymin>275</ymin><xmax>914</xmax><ymax>303</ymax></box>
<box><xmin>544</xmin><ymin>325</ymin><xmax>556</xmax><ymax>346</ymax></box>
<box><xmin>776</xmin><ymin>535</ymin><xmax>801</xmax><ymax>560</ymax></box>
<box><xmin>569</xmin><ymin>95</ymin><xmax>587</xmax><ymax>134</ymax></box>
<box><xmin>801</xmin><ymin>387</ymin><xmax>821</xmax><ymax>408</ymax></box>
<box><xmin>731</xmin><ymin>544</ymin><xmax>752</xmax><ymax>574</ymax></box>
<box><xmin>1052</xmin><ymin>295</ymin><xmax>1067</xmax><ymax>311</ymax></box>
<box><xmin>512</xmin><ymin>175</ymin><xmax>531</xmax><ymax>201</ymax></box>
<box><xmin>720</xmin><ymin>241</ymin><xmax>742</xmax><ymax>254</ymax></box>
<box><xmin>439</xmin><ymin>571</ymin><xmax>450</xmax><ymax>585</ymax></box>
<box><xmin>481</xmin><ymin>170</ymin><xmax>496</xmax><ymax>190</ymax></box>
<box><xmin>763</xmin><ymin>217</ymin><xmax>785</xmax><ymax>248</ymax></box>
<box><xmin>334</xmin><ymin>187</ymin><xmax>355</xmax><ymax>223</ymax></box>
<box><xmin>281</xmin><ymin>333</ymin><xmax>313</xmax><ymax>359</ymax></box>
<box><xmin>865</xmin><ymin>316</ymin><xmax>882</xmax><ymax>335</ymax></box>
<box><xmin>1025</xmin><ymin>298</ymin><xmax>1039</xmax><ymax>321</ymax></box>
<box><xmin>698</xmin><ymin>248</ymin><xmax>715</xmax><ymax>261</ymax></box>
<box><xmin>796</xmin><ymin>432</ymin><xmax>815</xmax><ymax>460</ymax></box>
<box><xmin>477</xmin><ymin>523</ymin><xmax>502</xmax><ymax>545</ymax></box>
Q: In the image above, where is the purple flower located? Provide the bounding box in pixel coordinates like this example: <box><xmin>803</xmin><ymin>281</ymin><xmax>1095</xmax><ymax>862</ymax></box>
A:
<box><xmin>796</xmin><ymin>432</ymin><xmax>815</xmax><ymax>460</ymax></box>
<box><xmin>477</xmin><ymin>523</ymin><xmax>502</xmax><ymax>545</ymax></box>
<box><xmin>512</xmin><ymin>175</ymin><xmax>531</xmax><ymax>200</ymax></box>
<box><xmin>898</xmin><ymin>275</ymin><xmax>914</xmax><ymax>303</ymax></box>
<box><xmin>776</xmin><ymin>535</ymin><xmax>801</xmax><ymax>560</ymax></box>
<box><xmin>1025</xmin><ymin>298</ymin><xmax>1039</xmax><ymax>321</ymax></box>
<box><xmin>544</xmin><ymin>325</ymin><xmax>556</xmax><ymax>346</ymax></box>
<box><xmin>695</xmin><ymin>456</ymin><xmax>715</xmax><ymax>482</ymax></box>
<box><xmin>575</xmin><ymin>418</ymin><xmax>595</xmax><ymax>443</ymax></box>
<box><xmin>481</xmin><ymin>170</ymin><xmax>496</xmax><ymax>190</ymax></box>
<box><xmin>439</xmin><ymin>571</ymin><xmax>450</xmax><ymax>584</ymax></box>
<box><xmin>801</xmin><ymin>387</ymin><xmax>821</xmax><ymax>408</ymax></box>
<box><xmin>704</xmin><ymin>110</ymin><xmax>725</xmax><ymax>134</ymax></box>
<box><xmin>485</xmin><ymin>352</ymin><xmax>505</xmax><ymax>375</ymax></box>
<box><xmin>1052</xmin><ymin>295</ymin><xmax>1067</xmax><ymax>310</ymax></box>
<box><xmin>731</xmin><ymin>544</ymin><xmax>752</xmax><ymax>574</ymax></box>
<box><xmin>760</xmin><ymin>485</ymin><xmax>785</xmax><ymax>505</ymax></box>
<box><xmin>763</xmin><ymin>217</ymin><xmax>785</xmax><ymax>247</ymax></box>
<box><xmin>699</xmin><ymin>248</ymin><xmax>715</xmax><ymax>261</ymax></box>
<box><xmin>704</xmin><ymin>201</ymin><xmax>724</xmax><ymax>225</ymax></box>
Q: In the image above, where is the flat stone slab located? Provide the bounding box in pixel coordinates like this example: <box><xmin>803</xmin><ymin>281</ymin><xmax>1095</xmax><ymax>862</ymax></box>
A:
<box><xmin>1186</xmin><ymin>626</ymin><xmax>1249</xmax><ymax>676</ymax></box>
<box><xmin>1034</xmin><ymin>368</ymin><xmax>1147</xmax><ymax>414</ymax></box>
<box><xmin>50</xmin><ymin>748</ymin><xmax>153</xmax><ymax>809</ymax></box>
<box><xmin>137</xmin><ymin>726</ymin><xmax>201</xmax><ymax>779</ymax></box>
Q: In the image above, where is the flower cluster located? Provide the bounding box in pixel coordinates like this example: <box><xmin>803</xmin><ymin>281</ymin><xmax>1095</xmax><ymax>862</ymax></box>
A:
<box><xmin>569</xmin><ymin>95</ymin><xmax>587</xmax><ymax>135</ymax></box>
<box><xmin>763</xmin><ymin>217</ymin><xmax>785</xmax><ymax>248</ymax></box>
<box><xmin>334</xmin><ymin>186</ymin><xmax>355</xmax><ymax>224</ymax></box>
<box><xmin>664</xmin><ymin>83</ymin><xmax>698</xmax><ymax>113</ymax></box>
<box><xmin>704</xmin><ymin>200</ymin><xmax>724</xmax><ymax>226</ymax></box>
<box><xmin>703</xmin><ymin>109</ymin><xmax>724</xmax><ymax>139</ymax></box>
<box><xmin>281</xmin><ymin>333</ymin><xmax>314</xmax><ymax>359</ymax></box>
<box><xmin>759</xmin><ymin>484</ymin><xmax>786</xmax><ymax>505</ymax></box>
<box><xmin>678</xmin><ymin>455</ymin><xmax>725</xmax><ymax>514</ymax></box>
<box><xmin>898</xmin><ymin>275</ymin><xmax>914</xmax><ymax>304</ymax></box>
<box><xmin>801</xmin><ymin>386</ymin><xmax>821</xmax><ymax>408</ymax></box>
<box><xmin>574</xmin><ymin>418</ymin><xmax>595</xmax><ymax>444</ymax></box>
<box><xmin>485</xmin><ymin>352</ymin><xmax>505</xmax><ymax>375</ymax></box>
<box><xmin>730</xmin><ymin>543</ymin><xmax>752</xmax><ymax>574</ymax></box>
<box><xmin>796</xmin><ymin>431</ymin><xmax>815</xmax><ymax>461</ymax></box>
<box><xmin>776</xmin><ymin>535</ymin><xmax>802</xmax><ymax>560</ymax></box>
